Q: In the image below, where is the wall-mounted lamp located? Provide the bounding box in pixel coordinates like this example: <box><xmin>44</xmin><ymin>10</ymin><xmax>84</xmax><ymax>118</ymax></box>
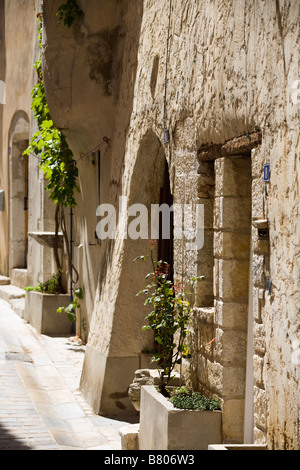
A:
<box><xmin>164</xmin><ymin>129</ymin><xmax>170</xmax><ymax>144</ymax></box>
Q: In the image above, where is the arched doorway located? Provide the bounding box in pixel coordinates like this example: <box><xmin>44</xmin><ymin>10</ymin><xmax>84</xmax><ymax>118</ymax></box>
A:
<box><xmin>81</xmin><ymin>130</ymin><xmax>174</xmax><ymax>417</ymax></box>
<box><xmin>9</xmin><ymin>112</ymin><xmax>30</xmax><ymax>279</ymax></box>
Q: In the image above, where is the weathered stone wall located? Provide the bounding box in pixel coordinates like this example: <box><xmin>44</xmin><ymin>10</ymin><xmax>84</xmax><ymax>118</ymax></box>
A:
<box><xmin>42</xmin><ymin>0</ymin><xmax>300</xmax><ymax>448</ymax></box>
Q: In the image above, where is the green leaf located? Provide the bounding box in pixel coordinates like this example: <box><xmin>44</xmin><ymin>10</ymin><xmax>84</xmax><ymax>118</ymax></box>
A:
<box><xmin>75</xmin><ymin>287</ymin><xmax>84</xmax><ymax>300</ymax></box>
<box><xmin>67</xmin><ymin>312</ymin><xmax>76</xmax><ymax>324</ymax></box>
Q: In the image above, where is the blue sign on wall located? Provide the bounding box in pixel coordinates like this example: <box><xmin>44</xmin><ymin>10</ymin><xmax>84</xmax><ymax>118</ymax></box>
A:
<box><xmin>264</xmin><ymin>163</ymin><xmax>270</xmax><ymax>182</ymax></box>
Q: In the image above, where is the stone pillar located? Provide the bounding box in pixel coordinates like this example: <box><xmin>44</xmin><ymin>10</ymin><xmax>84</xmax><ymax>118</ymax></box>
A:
<box><xmin>213</xmin><ymin>156</ymin><xmax>251</xmax><ymax>443</ymax></box>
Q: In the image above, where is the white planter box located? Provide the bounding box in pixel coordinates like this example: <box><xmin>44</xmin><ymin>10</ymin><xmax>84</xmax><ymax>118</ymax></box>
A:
<box><xmin>25</xmin><ymin>290</ymin><xmax>73</xmax><ymax>336</ymax></box>
<box><xmin>139</xmin><ymin>385</ymin><xmax>222</xmax><ymax>450</ymax></box>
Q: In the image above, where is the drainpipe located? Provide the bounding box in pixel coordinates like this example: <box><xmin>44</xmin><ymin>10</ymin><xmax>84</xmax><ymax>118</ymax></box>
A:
<box><xmin>70</xmin><ymin>207</ymin><xmax>75</xmax><ymax>335</ymax></box>
<box><xmin>70</xmin><ymin>207</ymin><xmax>73</xmax><ymax>302</ymax></box>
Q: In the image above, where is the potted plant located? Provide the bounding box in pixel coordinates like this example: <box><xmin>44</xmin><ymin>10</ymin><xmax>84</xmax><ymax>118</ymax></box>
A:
<box><xmin>24</xmin><ymin>270</ymin><xmax>74</xmax><ymax>336</ymax></box>
<box><xmin>134</xmin><ymin>242</ymin><xmax>202</xmax><ymax>396</ymax></box>
<box><xmin>134</xmin><ymin>243</ymin><xmax>223</xmax><ymax>450</ymax></box>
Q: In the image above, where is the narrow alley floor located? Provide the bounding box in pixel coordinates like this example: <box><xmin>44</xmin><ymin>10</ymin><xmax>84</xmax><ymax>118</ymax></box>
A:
<box><xmin>0</xmin><ymin>297</ymin><xmax>133</xmax><ymax>450</ymax></box>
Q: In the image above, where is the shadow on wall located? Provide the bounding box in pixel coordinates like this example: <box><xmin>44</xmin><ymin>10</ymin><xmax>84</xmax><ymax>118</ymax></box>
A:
<box><xmin>110</xmin><ymin>130</ymin><xmax>167</xmax><ymax>357</ymax></box>
<box><xmin>70</xmin><ymin>0</ymin><xmax>145</xmax><ymax>340</ymax></box>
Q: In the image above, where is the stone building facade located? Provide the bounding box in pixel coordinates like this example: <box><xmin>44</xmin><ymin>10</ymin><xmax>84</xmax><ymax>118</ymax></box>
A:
<box><xmin>0</xmin><ymin>0</ymin><xmax>299</xmax><ymax>449</ymax></box>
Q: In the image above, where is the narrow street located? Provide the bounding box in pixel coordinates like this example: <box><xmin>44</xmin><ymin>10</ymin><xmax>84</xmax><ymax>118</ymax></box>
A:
<box><xmin>0</xmin><ymin>296</ymin><xmax>131</xmax><ymax>450</ymax></box>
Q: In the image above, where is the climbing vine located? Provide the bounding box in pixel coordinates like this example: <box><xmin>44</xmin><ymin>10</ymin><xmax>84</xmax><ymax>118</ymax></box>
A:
<box><xmin>56</xmin><ymin>0</ymin><xmax>83</xmax><ymax>27</ymax></box>
<box><xmin>24</xmin><ymin>15</ymin><xmax>79</xmax><ymax>209</ymax></box>
<box><xmin>24</xmin><ymin>9</ymin><xmax>80</xmax><ymax>294</ymax></box>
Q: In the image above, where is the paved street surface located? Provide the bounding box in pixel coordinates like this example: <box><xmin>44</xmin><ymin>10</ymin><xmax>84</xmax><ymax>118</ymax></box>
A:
<box><xmin>0</xmin><ymin>298</ymin><xmax>133</xmax><ymax>450</ymax></box>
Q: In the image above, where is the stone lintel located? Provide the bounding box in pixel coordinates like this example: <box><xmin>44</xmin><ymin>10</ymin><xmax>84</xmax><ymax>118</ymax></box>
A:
<box><xmin>197</xmin><ymin>131</ymin><xmax>262</xmax><ymax>161</ymax></box>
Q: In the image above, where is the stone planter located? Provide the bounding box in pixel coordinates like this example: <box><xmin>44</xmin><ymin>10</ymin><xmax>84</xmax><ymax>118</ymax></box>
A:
<box><xmin>139</xmin><ymin>385</ymin><xmax>222</xmax><ymax>450</ymax></box>
<box><xmin>25</xmin><ymin>290</ymin><xmax>73</xmax><ymax>336</ymax></box>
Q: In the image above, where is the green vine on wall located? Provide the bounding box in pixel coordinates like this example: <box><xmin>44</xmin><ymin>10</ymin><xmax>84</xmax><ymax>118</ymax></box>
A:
<box><xmin>24</xmin><ymin>14</ymin><xmax>79</xmax><ymax>209</ymax></box>
<box><xmin>56</xmin><ymin>0</ymin><xmax>83</xmax><ymax>27</ymax></box>
<box><xmin>24</xmin><ymin>9</ymin><xmax>80</xmax><ymax>297</ymax></box>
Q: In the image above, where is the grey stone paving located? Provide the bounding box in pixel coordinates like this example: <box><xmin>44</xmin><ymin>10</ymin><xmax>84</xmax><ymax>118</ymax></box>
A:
<box><xmin>0</xmin><ymin>298</ymin><xmax>133</xmax><ymax>450</ymax></box>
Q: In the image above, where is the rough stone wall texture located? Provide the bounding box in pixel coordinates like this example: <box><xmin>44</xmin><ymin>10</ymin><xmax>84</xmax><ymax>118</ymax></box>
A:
<box><xmin>0</xmin><ymin>0</ymin><xmax>40</xmax><ymax>277</ymax></box>
<box><xmin>42</xmin><ymin>0</ymin><xmax>299</xmax><ymax>448</ymax></box>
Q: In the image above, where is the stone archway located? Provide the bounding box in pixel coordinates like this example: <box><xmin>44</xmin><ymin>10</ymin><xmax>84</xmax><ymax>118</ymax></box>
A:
<box><xmin>81</xmin><ymin>130</ymin><xmax>174</xmax><ymax>417</ymax></box>
<box><xmin>8</xmin><ymin>111</ymin><xmax>30</xmax><ymax>283</ymax></box>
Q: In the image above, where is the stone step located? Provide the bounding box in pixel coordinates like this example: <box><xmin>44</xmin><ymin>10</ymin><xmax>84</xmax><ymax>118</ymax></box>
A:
<box><xmin>11</xmin><ymin>268</ymin><xmax>28</xmax><ymax>289</ymax></box>
<box><xmin>0</xmin><ymin>284</ymin><xmax>25</xmax><ymax>303</ymax></box>
<box><xmin>0</xmin><ymin>275</ymin><xmax>10</xmax><ymax>286</ymax></box>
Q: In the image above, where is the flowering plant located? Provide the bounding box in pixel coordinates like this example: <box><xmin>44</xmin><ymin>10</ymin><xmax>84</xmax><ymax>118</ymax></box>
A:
<box><xmin>135</xmin><ymin>241</ymin><xmax>203</xmax><ymax>396</ymax></box>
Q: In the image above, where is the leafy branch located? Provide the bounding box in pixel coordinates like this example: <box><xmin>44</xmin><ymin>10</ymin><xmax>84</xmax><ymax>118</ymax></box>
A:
<box><xmin>56</xmin><ymin>0</ymin><xmax>83</xmax><ymax>28</ymax></box>
<box><xmin>135</xmin><ymin>243</ymin><xmax>203</xmax><ymax>396</ymax></box>
<box><xmin>57</xmin><ymin>287</ymin><xmax>84</xmax><ymax>324</ymax></box>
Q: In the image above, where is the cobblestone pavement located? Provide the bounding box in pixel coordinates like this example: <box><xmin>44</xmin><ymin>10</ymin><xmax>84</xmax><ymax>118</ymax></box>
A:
<box><xmin>0</xmin><ymin>298</ymin><xmax>133</xmax><ymax>450</ymax></box>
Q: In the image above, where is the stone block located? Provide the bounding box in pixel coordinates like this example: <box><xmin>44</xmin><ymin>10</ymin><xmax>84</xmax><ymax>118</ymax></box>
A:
<box><xmin>197</xmin><ymin>322</ymin><xmax>217</xmax><ymax>357</ymax></box>
<box><xmin>185</xmin><ymin>174</ymin><xmax>201</xmax><ymax>204</ymax></box>
<box><xmin>196</xmin><ymin>279</ymin><xmax>214</xmax><ymax>308</ymax></box>
<box><xmin>214</xmin><ymin>231</ymin><xmax>251</xmax><ymax>259</ymax></box>
<box><xmin>214</xmin><ymin>300</ymin><xmax>248</xmax><ymax>329</ymax></box>
<box><xmin>120</xmin><ymin>424</ymin><xmax>140</xmax><ymax>450</ymax></box>
<box><xmin>11</xmin><ymin>268</ymin><xmax>28</xmax><ymax>289</ymax></box>
<box><xmin>217</xmin><ymin>259</ymin><xmax>250</xmax><ymax>302</ymax></box>
<box><xmin>253</xmin><ymin>427</ymin><xmax>267</xmax><ymax>445</ymax></box>
<box><xmin>253</xmin><ymin>323</ymin><xmax>266</xmax><ymax>354</ymax></box>
<box><xmin>215</xmin><ymin>157</ymin><xmax>251</xmax><ymax>197</ymax></box>
<box><xmin>197</xmin><ymin>355</ymin><xmax>224</xmax><ymax>396</ymax></box>
<box><xmin>253</xmin><ymin>354</ymin><xmax>264</xmax><ymax>387</ymax></box>
<box><xmin>175</xmin><ymin>151</ymin><xmax>197</xmax><ymax>176</ymax></box>
<box><xmin>194</xmin><ymin>306</ymin><xmax>215</xmax><ymax>324</ymax></box>
<box><xmin>198</xmin><ymin>198</ymin><xmax>214</xmax><ymax>228</ymax></box>
<box><xmin>0</xmin><ymin>284</ymin><xmax>25</xmax><ymax>302</ymax></box>
<box><xmin>253</xmin><ymin>287</ymin><xmax>263</xmax><ymax>322</ymax></box>
<box><xmin>253</xmin><ymin>386</ymin><xmax>267</xmax><ymax>429</ymax></box>
<box><xmin>220</xmin><ymin>328</ymin><xmax>247</xmax><ymax>365</ymax></box>
<box><xmin>197</xmin><ymin>231</ymin><xmax>214</xmax><ymax>276</ymax></box>
<box><xmin>222</xmin><ymin>398</ymin><xmax>245</xmax><ymax>442</ymax></box>
<box><xmin>223</xmin><ymin>366</ymin><xmax>246</xmax><ymax>397</ymax></box>
<box><xmin>214</xmin><ymin>196</ymin><xmax>251</xmax><ymax>231</ymax></box>
<box><xmin>0</xmin><ymin>275</ymin><xmax>10</xmax><ymax>286</ymax></box>
<box><xmin>252</xmin><ymin>178</ymin><xmax>265</xmax><ymax>220</ymax></box>
<box><xmin>128</xmin><ymin>369</ymin><xmax>181</xmax><ymax>412</ymax></box>
<box><xmin>251</xmin><ymin>147</ymin><xmax>264</xmax><ymax>179</ymax></box>
<box><xmin>252</xmin><ymin>254</ymin><xmax>265</xmax><ymax>287</ymax></box>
